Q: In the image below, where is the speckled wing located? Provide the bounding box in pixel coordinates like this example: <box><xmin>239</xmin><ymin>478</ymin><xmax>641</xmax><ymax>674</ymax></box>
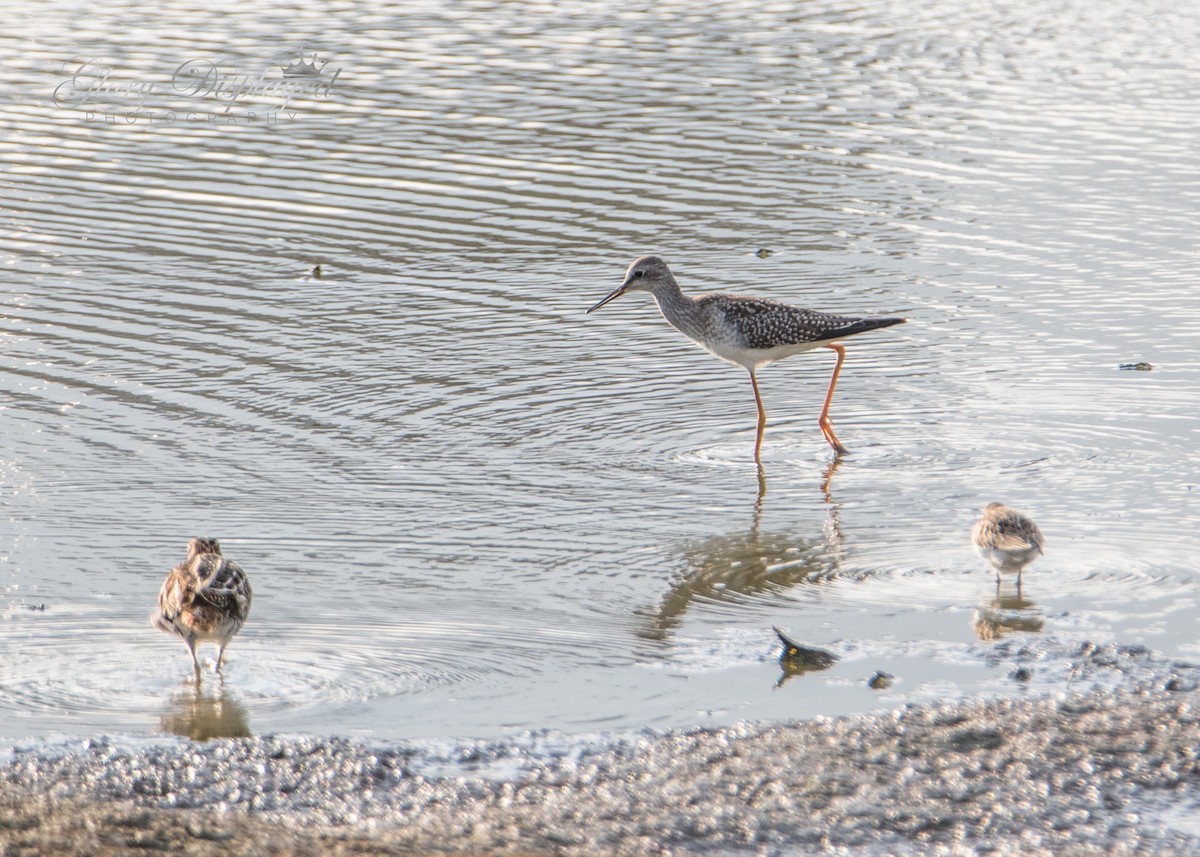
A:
<box><xmin>704</xmin><ymin>295</ymin><xmax>905</xmax><ymax>349</ymax></box>
<box><xmin>153</xmin><ymin>555</ymin><xmax>252</xmax><ymax>638</ymax></box>
<box><xmin>990</xmin><ymin>517</ymin><xmax>1045</xmax><ymax>554</ymax></box>
<box><xmin>193</xmin><ymin>554</ymin><xmax>253</xmax><ymax>621</ymax></box>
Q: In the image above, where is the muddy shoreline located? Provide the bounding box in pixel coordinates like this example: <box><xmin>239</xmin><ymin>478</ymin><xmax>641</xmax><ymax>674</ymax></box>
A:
<box><xmin>4</xmin><ymin>642</ymin><xmax>1200</xmax><ymax>856</ymax></box>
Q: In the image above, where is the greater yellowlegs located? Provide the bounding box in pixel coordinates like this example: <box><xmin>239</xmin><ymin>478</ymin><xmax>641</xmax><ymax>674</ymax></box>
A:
<box><xmin>587</xmin><ymin>255</ymin><xmax>906</xmax><ymax>459</ymax></box>
<box><xmin>971</xmin><ymin>503</ymin><xmax>1045</xmax><ymax>584</ymax></box>
<box><xmin>154</xmin><ymin>537</ymin><xmax>253</xmax><ymax>675</ymax></box>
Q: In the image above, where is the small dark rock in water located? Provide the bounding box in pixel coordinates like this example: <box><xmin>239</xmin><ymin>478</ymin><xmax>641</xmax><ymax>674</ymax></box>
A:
<box><xmin>867</xmin><ymin>671</ymin><xmax>893</xmax><ymax>690</ymax></box>
<box><xmin>755</xmin><ymin>248</ymin><xmax>772</xmax><ymax>258</ymax></box>
<box><xmin>310</xmin><ymin>264</ymin><xmax>323</xmax><ymax>279</ymax></box>
<box><xmin>1010</xmin><ymin>666</ymin><xmax>1033</xmax><ymax>682</ymax></box>
<box><xmin>772</xmin><ymin>626</ymin><xmax>837</xmax><ymax>671</ymax></box>
<box><xmin>1117</xmin><ymin>362</ymin><xmax>1153</xmax><ymax>371</ymax></box>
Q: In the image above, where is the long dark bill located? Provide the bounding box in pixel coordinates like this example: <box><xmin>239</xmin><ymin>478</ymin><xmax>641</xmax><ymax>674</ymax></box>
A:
<box><xmin>586</xmin><ymin>283</ymin><xmax>628</xmax><ymax>313</ymax></box>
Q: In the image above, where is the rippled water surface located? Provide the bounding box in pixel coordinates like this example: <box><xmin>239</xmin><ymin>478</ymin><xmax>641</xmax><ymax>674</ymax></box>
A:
<box><xmin>2</xmin><ymin>0</ymin><xmax>1198</xmax><ymax>741</ymax></box>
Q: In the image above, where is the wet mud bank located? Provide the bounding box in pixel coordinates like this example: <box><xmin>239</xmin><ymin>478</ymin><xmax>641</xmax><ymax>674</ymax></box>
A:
<box><xmin>3</xmin><ymin>643</ymin><xmax>1200</xmax><ymax>856</ymax></box>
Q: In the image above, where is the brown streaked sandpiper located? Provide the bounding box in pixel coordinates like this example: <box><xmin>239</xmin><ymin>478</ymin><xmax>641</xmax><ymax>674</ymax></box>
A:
<box><xmin>154</xmin><ymin>537</ymin><xmax>252</xmax><ymax>675</ymax></box>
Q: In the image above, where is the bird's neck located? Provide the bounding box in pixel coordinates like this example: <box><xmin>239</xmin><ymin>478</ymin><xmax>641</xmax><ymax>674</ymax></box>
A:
<box><xmin>651</xmin><ymin>279</ymin><xmax>705</xmax><ymax>342</ymax></box>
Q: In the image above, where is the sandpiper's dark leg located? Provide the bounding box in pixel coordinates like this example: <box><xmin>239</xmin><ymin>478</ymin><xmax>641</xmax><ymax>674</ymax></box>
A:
<box><xmin>749</xmin><ymin>370</ymin><xmax>767</xmax><ymax>462</ymax></box>
<box><xmin>185</xmin><ymin>637</ymin><xmax>201</xmax><ymax>677</ymax></box>
<box><xmin>819</xmin><ymin>344</ymin><xmax>849</xmax><ymax>454</ymax></box>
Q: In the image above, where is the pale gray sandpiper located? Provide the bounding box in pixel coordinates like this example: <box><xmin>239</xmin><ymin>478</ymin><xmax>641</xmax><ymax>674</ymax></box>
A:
<box><xmin>971</xmin><ymin>503</ymin><xmax>1045</xmax><ymax>582</ymax></box>
<box><xmin>587</xmin><ymin>255</ymin><xmax>906</xmax><ymax>460</ymax></box>
<box><xmin>153</xmin><ymin>537</ymin><xmax>253</xmax><ymax>675</ymax></box>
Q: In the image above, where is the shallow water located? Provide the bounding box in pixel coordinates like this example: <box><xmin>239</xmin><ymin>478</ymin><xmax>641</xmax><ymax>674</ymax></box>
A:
<box><xmin>2</xmin><ymin>0</ymin><xmax>1198</xmax><ymax>741</ymax></box>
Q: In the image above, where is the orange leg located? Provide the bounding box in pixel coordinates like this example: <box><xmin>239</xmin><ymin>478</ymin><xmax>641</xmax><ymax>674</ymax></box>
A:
<box><xmin>749</xmin><ymin>370</ymin><xmax>766</xmax><ymax>462</ymax></box>
<box><xmin>819</xmin><ymin>344</ymin><xmax>849</xmax><ymax>455</ymax></box>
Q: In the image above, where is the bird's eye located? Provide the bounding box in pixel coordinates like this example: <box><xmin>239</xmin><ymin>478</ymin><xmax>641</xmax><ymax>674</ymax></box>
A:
<box><xmin>633</xmin><ymin>270</ymin><xmax>645</xmax><ymax>279</ymax></box>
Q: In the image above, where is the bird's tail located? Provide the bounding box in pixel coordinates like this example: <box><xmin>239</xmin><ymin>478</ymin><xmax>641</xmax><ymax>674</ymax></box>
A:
<box><xmin>773</xmin><ymin>625</ymin><xmax>803</xmax><ymax>653</ymax></box>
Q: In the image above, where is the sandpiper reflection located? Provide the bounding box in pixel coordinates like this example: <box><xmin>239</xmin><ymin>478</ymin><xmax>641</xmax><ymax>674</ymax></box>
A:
<box><xmin>973</xmin><ymin>577</ymin><xmax>1045</xmax><ymax>641</ymax></box>
<box><xmin>159</xmin><ymin>680</ymin><xmax>251</xmax><ymax>740</ymax></box>
<box><xmin>638</xmin><ymin>459</ymin><xmax>844</xmax><ymax>641</ymax></box>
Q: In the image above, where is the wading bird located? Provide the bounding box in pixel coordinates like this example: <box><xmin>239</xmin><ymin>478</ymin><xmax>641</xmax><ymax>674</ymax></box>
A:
<box><xmin>971</xmin><ymin>503</ymin><xmax>1045</xmax><ymax>586</ymax></box>
<box><xmin>154</xmin><ymin>537</ymin><xmax>252</xmax><ymax>675</ymax></box>
<box><xmin>587</xmin><ymin>256</ymin><xmax>905</xmax><ymax>459</ymax></box>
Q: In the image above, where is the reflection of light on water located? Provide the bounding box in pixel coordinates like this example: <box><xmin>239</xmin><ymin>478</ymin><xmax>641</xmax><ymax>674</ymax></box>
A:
<box><xmin>160</xmin><ymin>681</ymin><xmax>251</xmax><ymax>741</ymax></box>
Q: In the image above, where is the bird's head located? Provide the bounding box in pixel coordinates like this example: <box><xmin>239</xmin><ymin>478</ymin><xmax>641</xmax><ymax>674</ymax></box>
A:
<box><xmin>186</xmin><ymin>537</ymin><xmax>222</xmax><ymax>560</ymax></box>
<box><xmin>587</xmin><ymin>255</ymin><xmax>676</xmax><ymax>313</ymax></box>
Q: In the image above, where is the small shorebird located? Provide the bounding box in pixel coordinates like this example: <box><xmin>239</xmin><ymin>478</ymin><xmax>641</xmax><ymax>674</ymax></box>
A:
<box><xmin>772</xmin><ymin>626</ymin><xmax>838</xmax><ymax>688</ymax></box>
<box><xmin>154</xmin><ymin>537</ymin><xmax>252</xmax><ymax>675</ymax></box>
<box><xmin>587</xmin><ymin>256</ymin><xmax>905</xmax><ymax>459</ymax></box>
<box><xmin>773</xmin><ymin>626</ymin><xmax>837</xmax><ymax>670</ymax></box>
<box><xmin>971</xmin><ymin>503</ymin><xmax>1045</xmax><ymax>583</ymax></box>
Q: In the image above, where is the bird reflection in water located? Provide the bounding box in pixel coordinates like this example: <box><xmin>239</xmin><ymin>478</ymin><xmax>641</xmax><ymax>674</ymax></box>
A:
<box><xmin>638</xmin><ymin>457</ymin><xmax>844</xmax><ymax>642</ymax></box>
<box><xmin>973</xmin><ymin>577</ymin><xmax>1045</xmax><ymax>642</ymax></box>
<box><xmin>159</xmin><ymin>678</ymin><xmax>251</xmax><ymax>740</ymax></box>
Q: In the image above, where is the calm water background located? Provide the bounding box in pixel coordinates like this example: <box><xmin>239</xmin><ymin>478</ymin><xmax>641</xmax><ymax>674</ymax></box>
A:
<box><xmin>1</xmin><ymin>0</ymin><xmax>1198</xmax><ymax>741</ymax></box>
